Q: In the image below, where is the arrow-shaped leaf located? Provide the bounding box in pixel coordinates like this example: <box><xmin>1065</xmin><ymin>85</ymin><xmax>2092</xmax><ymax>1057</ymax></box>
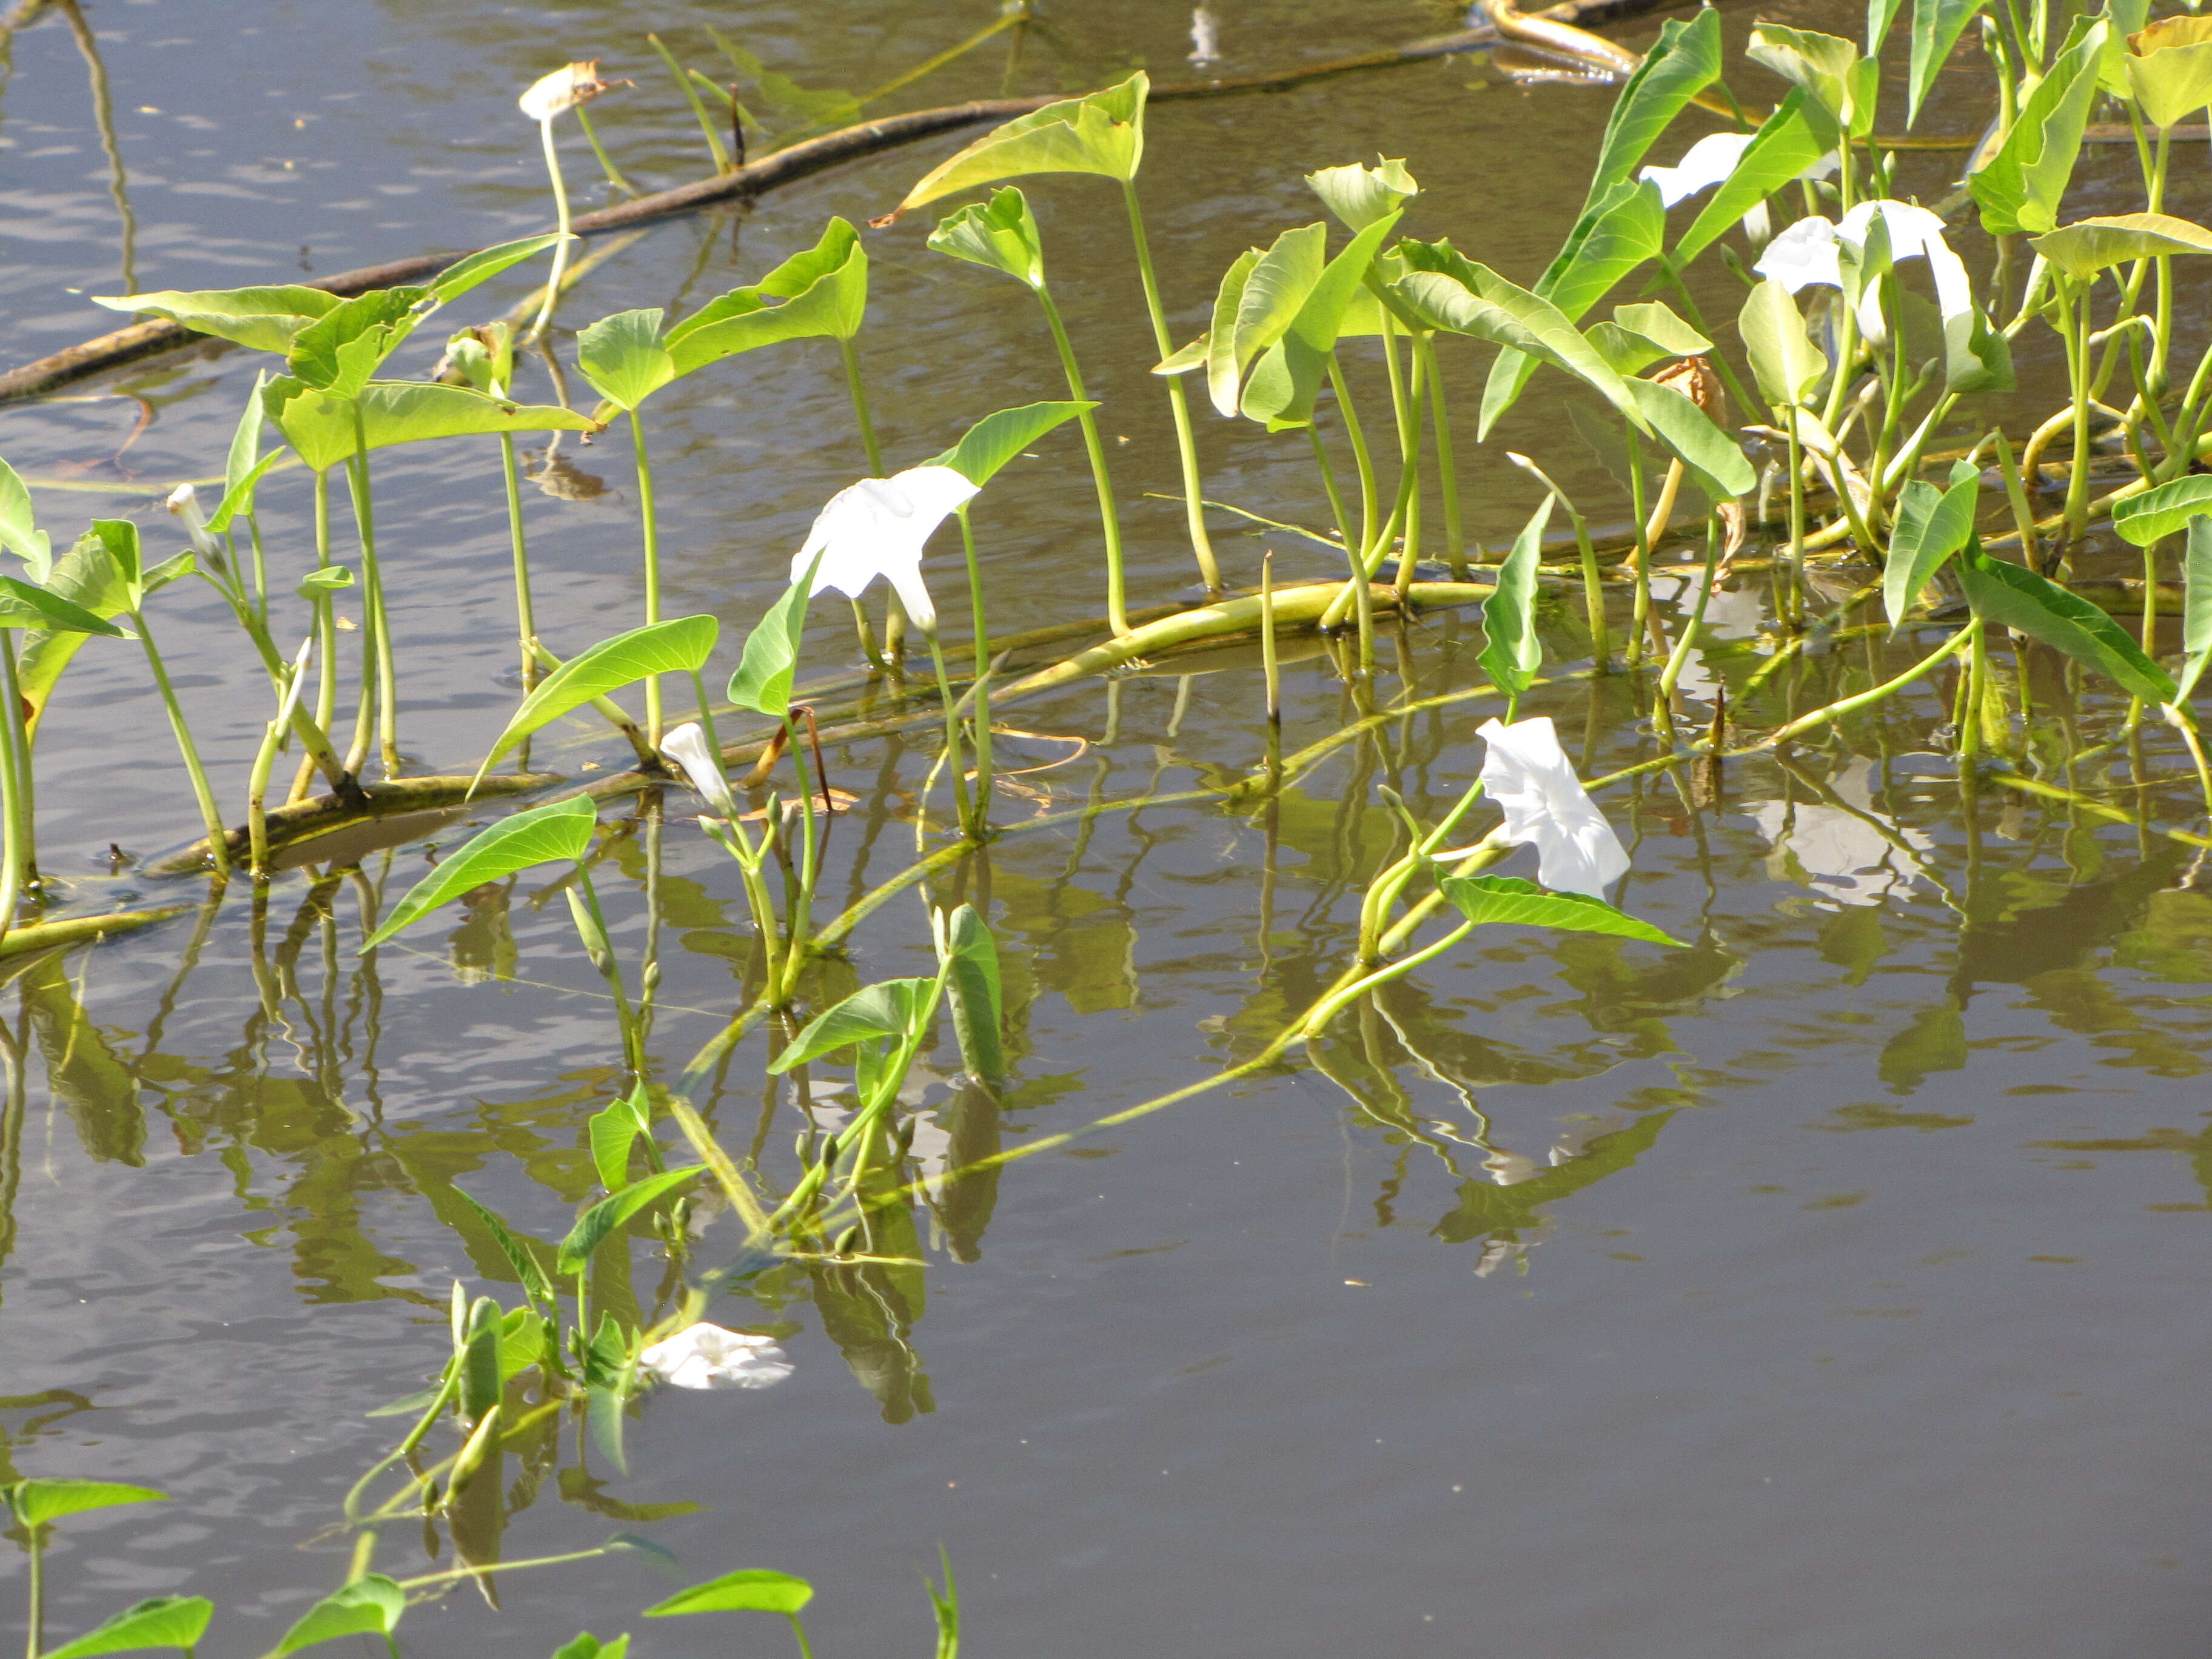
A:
<box><xmin>361</xmin><ymin>795</ymin><xmax>598</xmax><ymax>950</ymax></box>
<box><xmin>472</xmin><ymin>615</ymin><xmax>718</xmax><ymax>788</ymax></box>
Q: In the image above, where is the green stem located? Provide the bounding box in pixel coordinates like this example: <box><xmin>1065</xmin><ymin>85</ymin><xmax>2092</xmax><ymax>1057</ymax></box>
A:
<box><xmin>24</xmin><ymin>1533</ymin><xmax>40</xmax><ymax>1659</ymax></box>
<box><xmin>839</xmin><ymin>335</ymin><xmax>885</xmax><ymax>475</ymax></box>
<box><xmin>572</xmin><ymin>104</ymin><xmax>634</xmax><ymax>196</ymax></box>
<box><xmin>1329</xmin><ymin>356</ymin><xmax>1380</xmax><ymax>555</ymax></box>
<box><xmin>528</xmin><ymin>116</ymin><xmax>573</xmax><ymax>343</ymax></box>
<box><xmin>1121</xmin><ymin>178</ymin><xmax>1221</xmax><ymax>594</ymax></box>
<box><xmin>956</xmin><ymin>507</ymin><xmax>994</xmax><ymax>822</ymax></box>
<box><xmin>0</xmin><ymin>634</ymin><xmax>23</xmax><ymax>937</ymax></box>
<box><xmin>574</xmin><ymin>867</ymin><xmax>643</xmax><ymax>1076</ymax></box>
<box><xmin>630</xmin><ymin>411</ymin><xmax>664</xmax><ymax>745</ymax></box>
<box><xmin>500</xmin><ymin>431</ymin><xmax>537</xmax><ymax>698</ymax></box>
<box><xmin>1307</xmin><ymin>423</ymin><xmax>1356</xmax><ymax>559</ymax></box>
<box><xmin>925</xmin><ymin>628</ymin><xmax>974</xmax><ymax>833</ymax></box>
<box><xmin>786</xmin><ymin>1612</ymin><xmax>818</xmax><ymax>1659</ymax></box>
<box><xmin>346</xmin><ymin>414</ymin><xmax>399</xmax><ymax>774</ymax></box>
<box><xmin>134</xmin><ymin>609</ymin><xmax>230</xmax><ymax>875</ymax></box>
<box><xmin>2062</xmin><ymin>278</ymin><xmax>2094</xmax><ymax>547</ymax></box>
<box><xmin>1416</xmin><ymin>333</ymin><xmax>1468</xmax><ymax>578</ymax></box>
<box><xmin>1035</xmin><ymin>281</ymin><xmax>1129</xmax><ymax>635</ymax></box>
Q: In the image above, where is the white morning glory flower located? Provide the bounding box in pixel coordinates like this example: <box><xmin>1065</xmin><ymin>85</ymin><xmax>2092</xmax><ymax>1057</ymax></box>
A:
<box><xmin>1639</xmin><ymin>135</ymin><xmax>1838</xmax><ymax>212</ymax></box>
<box><xmin>638</xmin><ymin>1321</ymin><xmax>794</xmax><ymax>1392</ymax></box>
<box><xmin>518</xmin><ymin>61</ymin><xmax>611</xmax><ymax>122</ymax></box>
<box><xmin>165</xmin><ymin>482</ymin><xmax>218</xmax><ymax>560</ymax></box>
<box><xmin>1477</xmin><ymin>716</ymin><xmax>1632</xmax><ymax>897</ymax></box>
<box><xmin>1755</xmin><ymin>199</ymin><xmax>1972</xmax><ymax>343</ymax></box>
<box><xmin>658</xmin><ymin>722</ymin><xmax>736</xmax><ymax>819</ymax></box>
<box><xmin>790</xmin><ymin>464</ymin><xmax>979</xmax><ymax>635</ymax></box>
<box><xmin>1639</xmin><ymin>133</ymin><xmax>1758</xmax><ymax>208</ymax></box>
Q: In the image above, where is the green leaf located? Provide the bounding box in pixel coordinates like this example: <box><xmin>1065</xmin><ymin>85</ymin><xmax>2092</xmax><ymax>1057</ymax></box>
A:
<box><xmin>206</xmin><ymin>451</ymin><xmax>282</xmax><ymax>536</ymax></box>
<box><xmin>1673</xmin><ymin>90</ymin><xmax>1834</xmax><ymax>267</ymax></box>
<box><xmin>1479</xmin><ymin>494</ymin><xmax>1550</xmax><ymax>705</ymax></box>
<box><xmin>361</xmin><ymin>796</ymin><xmax>599</xmax><ymax>950</ymax></box>
<box><xmin>1585</xmin><ymin>300</ymin><xmax>1709</xmax><ymax>377</ymax></box>
<box><xmin>296</xmin><ymin>566</ymin><xmax>353</xmax><ymax>602</ymax></box>
<box><xmin>897</xmin><ymin>73</ymin><xmax>1147</xmax><ymax>210</ymax></box>
<box><xmin>1473</xmin><ymin>179</ymin><xmax>1667</xmax><ymax>436</ymax></box>
<box><xmin>924</xmin><ymin>401</ymin><xmax>1094</xmax><ymax>486</ymax></box>
<box><xmin>44</xmin><ymin>1596</ymin><xmax>214</xmax><ymax>1658</ymax></box>
<box><xmin>269</xmin><ymin>1576</ymin><xmax>404</xmax><ymax>1656</ymax></box>
<box><xmin>288</xmin><ymin>287</ymin><xmax>424</xmax><ymax>400</ymax></box>
<box><xmin>1748</xmin><ymin>24</ymin><xmax>1880</xmax><ymax>134</ymax></box>
<box><xmin>1582</xmin><ymin>10</ymin><xmax>1724</xmax><ymax>205</ymax></box>
<box><xmin>728</xmin><ymin>572</ymin><xmax>815</xmax><ymax>719</ymax></box>
<box><xmin>460</xmin><ymin>1296</ymin><xmax>504</xmax><ymax>1423</ymax></box>
<box><xmin>2126</xmin><ymin>15</ymin><xmax>2212</xmax><ymax>127</ymax></box>
<box><xmin>1624</xmin><ymin>377</ymin><xmax>1755</xmax><ymax>498</ymax></box>
<box><xmin>1213</xmin><ymin>223</ymin><xmax>1327</xmax><ymax>417</ymax></box>
<box><xmin>942</xmin><ymin>904</ymin><xmax>1005</xmax><ymax>1085</ymax></box>
<box><xmin>1391</xmin><ymin>245</ymin><xmax>1648</xmax><ymax>435</ymax></box>
<box><xmin>1970</xmin><ymin>15</ymin><xmax>2110</xmax><ymax>235</ymax></box>
<box><xmin>429</xmin><ymin>233</ymin><xmax>572</xmax><ymax>303</ymax></box>
<box><xmin>1241</xmin><ymin>213</ymin><xmax>1402</xmax><ymax>431</ymax></box>
<box><xmin>1908</xmin><ymin>0</ymin><xmax>1989</xmax><ymax>124</ymax></box>
<box><xmin>1883</xmin><ymin>471</ymin><xmax>1979</xmax><ymax>628</ymax></box>
<box><xmin>1305</xmin><ymin>156</ymin><xmax>1418</xmax><ymax>231</ymax></box>
<box><xmin>1959</xmin><ymin>543</ymin><xmax>2177</xmax><ymax>700</ymax></box>
<box><xmin>0</xmin><ymin>451</ymin><xmax>53</xmax><ymax>579</ymax></box>
<box><xmin>551</xmin><ymin>1635</ymin><xmax>630</xmax><ymax>1659</ymax></box>
<box><xmin>646</xmin><ymin>1569</ymin><xmax>815</xmax><ymax>1618</ymax></box>
<box><xmin>769</xmin><ymin>979</ymin><xmax>936</xmax><ymax>1073</ymax></box>
<box><xmin>2111</xmin><ymin>475</ymin><xmax>2212</xmax><ymax>545</ymax></box>
<box><xmin>588</xmin><ymin>1087</ymin><xmax>654</xmax><ymax>1193</ymax></box>
<box><xmin>557</xmin><ymin>1166</ymin><xmax>704</xmax><ymax>1273</ymax></box>
<box><xmin>1441</xmin><ymin>874</ymin><xmax>1686</xmax><ymax>946</ymax></box>
<box><xmin>2177</xmin><ymin>515</ymin><xmax>2212</xmax><ymax>700</ymax></box>
<box><xmin>2031</xmin><ymin>210</ymin><xmax>2212</xmax><ymax>280</ymax></box>
<box><xmin>1738</xmin><ymin>278</ymin><xmax>1828</xmax><ymax>408</ymax></box>
<box><xmin>4</xmin><ymin>1480</ymin><xmax>167</xmax><ymax>1531</ymax></box>
<box><xmin>453</xmin><ymin>1188</ymin><xmax>557</xmax><ymax>1304</ymax></box>
<box><xmin>18</xmin><ymin>531</ymin><xmax>132</xmax><ymax>740</ymax></box>
<box><xmin>927</xmin><ymin>187</ymin><xmax>1045</xmax><ymax>289</ymax></box>
<box><xmin>263</xmin><ymin>378</ymin><xmax>597</xmax><ymax>474</ymax></box>
<box><xmin>575</xmin><ymin>309</ymin><xmax>676</xmax><ymax>414</ymax></box>
<box><xmin>472</xmin><ymin>615</ymin><xmax>717</xmax><ymax>787</ymax></box>
<box><xmin>665</xmin><ymin>220</ymin><xmax>869</xmax><ymax>377</ymax></box>
<box><xmin>88</xmin><ymin>285</ymin><xmax>343</xmax><ymax>354</ymax></box>
<box><xmin>0</xmin><ymin>576</ymin><xmax>127</xmax><ymax>637</ymax></box>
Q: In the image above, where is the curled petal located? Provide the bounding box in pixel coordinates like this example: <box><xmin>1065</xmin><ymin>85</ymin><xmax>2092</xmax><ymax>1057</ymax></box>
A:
<box><xmin>659</xmin><ymin>722</ymin><xmax>736</xmax><ymax>819</ymax></box>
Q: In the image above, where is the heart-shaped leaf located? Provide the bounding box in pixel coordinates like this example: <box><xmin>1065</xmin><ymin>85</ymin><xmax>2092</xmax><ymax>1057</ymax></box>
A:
<box><xmin>646</xmin><ymin>1569</ymin><xmax>814</xmax><ymax>1617</ymax></box>
<box><xmin>1442</xmin><ymin>874</ymin><xmax>1685</xmax><ymax>945</ymax></box>
<box><xmin>4</xmin><ymin>1480</ymin><xmax>167</xmax><ymax>1531</ymax></box>
<box><xmin>558</xmin><ymin>1166</ymin><xmax>705</xmax><ymax>1273</ymax></box>
<box><xmin>44</xmin><ymin>1595</ymin><xmax>213</xmax><ymax>1658</ymax></box>
<box><xmin>472</xmin><ymin>615</ymin><xmax>718</xmax><ymax>789</ymax></box>
<box><xmin>360</xmin><ymin>795</ymin><xmax>599</xmax><ymax>950</ymax></box>
<box><xmin>269</xmin><ymin>1576</ymin><xmax>404</xmax><ymax>1656</ymax></box>
<box><xmin>2111</xmin><ymin>474</ymin><xmax>2212</xmax><ymax>545</ymax></box>
<box><xmin>924</xmin><ymin>401</ymin><xmax>1094</xmax><ymax>486</ymax></box>
<box><xmin>1960</xmin><ymin>543</ymin><xmax>2176</xmax><ymax>700</ymax></box>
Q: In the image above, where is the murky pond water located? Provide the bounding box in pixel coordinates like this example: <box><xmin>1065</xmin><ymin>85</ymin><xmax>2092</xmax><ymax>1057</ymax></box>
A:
<box><xmin>4</xmin><ymin>1</ymin><xmax>2212</xmax><ymax>1655</ymax></box>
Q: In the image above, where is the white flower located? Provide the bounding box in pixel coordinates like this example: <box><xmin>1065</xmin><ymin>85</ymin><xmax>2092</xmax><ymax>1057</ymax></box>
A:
<box><xmin>1755</xmin><ymin>199</ymin><xmax>1972</xmax><ymax>343</ymax></box>
<box><xmin>519</xmin><ymin>61</ymin><xmax>609</xmax><ymax>122</ymax></box>
<box><xmin>658</xmin><ymin>722</ymin><xmax>737</xmax><ymax>819</ymax></box>
<box><xmin>165</xmin><ymin>482</ymin><xmax>218</xmax><ymax>559</ymax></box>
<box><xmin>1640</xmin><ymin>133</ymin><xmax>1757</xmax><ymax>207</ymax></box>
<box><xmin>1477</xmin><ymin>716</ymin><xmax>1631</xmax><ymax>897</ymax></box>
<box><xmin>638</xmin><ymin>1321</ymin><xmax>794</xmax><ymax>1392</ymax></box>
<box><xmin>790</xmin><ymin>464</ymin><xmax>978</xmax><ymax>634</ymax></box>
<box><xmin>1640</xmin><ymin>135</ymin><xmax>1837</xmax><ymax>210</ymax></box>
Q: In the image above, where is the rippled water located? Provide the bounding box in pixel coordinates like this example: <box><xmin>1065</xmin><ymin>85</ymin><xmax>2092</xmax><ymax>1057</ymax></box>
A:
<box><xmin>4</xmin><ymin>1</ymin><xmax>2212</xmax><ymax>1655</ymax></box>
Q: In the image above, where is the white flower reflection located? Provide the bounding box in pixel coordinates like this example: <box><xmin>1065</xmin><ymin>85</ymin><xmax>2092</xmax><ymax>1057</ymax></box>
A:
<box><xmin>1741</xmin><ymin>759</ymin><xmax>1933</xmax><ymax>908</ymax></box>
<box><xmin>638</xmin><ymin>1321</ymin><xmax>794</xmax><ymax>1392</ymax></box>
<box><xmin>1478</xmin><ymin>716</ymin><xmax>1632</xmax><ymax>897</ymax></box>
